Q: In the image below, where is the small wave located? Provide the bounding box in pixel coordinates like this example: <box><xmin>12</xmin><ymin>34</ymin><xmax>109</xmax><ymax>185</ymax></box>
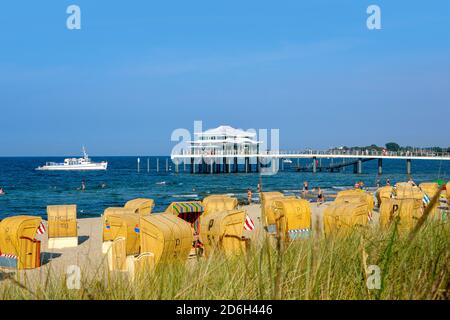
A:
<box><xmin>156</xmin><ymin>181</ymin><xmax>167</xmax><ymax>185</ymax></box>
<box><xmin>172</xmin><ymin>194</ymin><xmax>199</xmax><ymax>198</ymax></box>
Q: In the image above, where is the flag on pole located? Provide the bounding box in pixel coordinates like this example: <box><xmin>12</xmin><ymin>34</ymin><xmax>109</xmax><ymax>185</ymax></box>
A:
<box><xmin>244</xmin><ymin>215</ymin><xmax>255</xmax><ymax>231</ymax></box>
<box><xmin>36</xmin><ymin>221</ymin><xmax>46</xmax><ymax>235</ymax></box>
<box><xmin>422</xmin><ymin>193</ymin><xmax>431</xmax><ymax>206</ymax></box>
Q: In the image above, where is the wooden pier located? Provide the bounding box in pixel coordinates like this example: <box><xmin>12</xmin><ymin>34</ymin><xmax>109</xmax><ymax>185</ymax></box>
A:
<box><xmin>171</xmin><ymin>149</ymin><xmax>450</xmax><ymax>175</ymax></box>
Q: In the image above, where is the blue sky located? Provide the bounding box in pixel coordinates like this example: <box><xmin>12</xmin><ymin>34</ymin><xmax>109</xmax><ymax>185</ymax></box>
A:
<box><xmin>0</xmin><ymin>0</ymin><xmax>449</xmax><ymax>156</ymax></box>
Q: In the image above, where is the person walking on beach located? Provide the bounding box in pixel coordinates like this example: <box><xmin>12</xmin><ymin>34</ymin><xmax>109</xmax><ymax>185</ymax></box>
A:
<box><xmin>247</xmin><ymin>188</ymin><xmax>252</xmax><ymax>205</ymax></box>
<box><xmin>317</xmin><ymin>187</ymin><xmax>325</xmax><ymax>206</ymax></box>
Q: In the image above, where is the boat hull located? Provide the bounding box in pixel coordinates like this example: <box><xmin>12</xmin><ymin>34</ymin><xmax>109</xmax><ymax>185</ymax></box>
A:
<box><xmin>36</xmin><ymin>163</ymin><xmax>108</xmax><ymax>171</ymax></box>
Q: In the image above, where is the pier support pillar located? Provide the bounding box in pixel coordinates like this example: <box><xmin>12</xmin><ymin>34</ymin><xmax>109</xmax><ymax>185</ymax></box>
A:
<box><xmin>256</xmin><ymin>157</ymin><xmax>260</xmax><ymax>173</ymax></box>
<box><xmin>406</xmin><ymin>159</ymin><xmax>412</xmax><ymax>175</ymax></box>
<box><xmin>245</xmin><ymin>157</ymin><xmax>249</xmax><ymax>173</ymax></box>
<box><xmin>378</xmin><ymin>158</ymin><xmax>383</xmax><ymax>175</ymax></box>
<box><xmin>312</xmin><ymin>157</ymin><xmax>317</xmax><ymax>173</ymax></box>
<box><xmin>234</xmin><ymin>157</ymin><xmax>238</xmax><ymax>173</ymax></box>
<box><xmin>353</xmin><ymin>159</ymin><xmax>362</xmax><ymax>174</ymax></box>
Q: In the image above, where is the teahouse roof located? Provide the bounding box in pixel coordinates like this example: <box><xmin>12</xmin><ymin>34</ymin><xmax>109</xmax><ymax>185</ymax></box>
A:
<box><xmin>195</xmin><ymin>125</ymin><xmax>256</xmax><ymax>138</ymax></box>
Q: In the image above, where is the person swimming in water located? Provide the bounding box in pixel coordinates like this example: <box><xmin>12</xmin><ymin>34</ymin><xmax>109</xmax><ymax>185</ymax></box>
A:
<box><xmin>81</xmin><ymin>181</ymin><xmax>86</xmax><ymax>191</ymax></box>
<box><xmin>0</xmin><ymin>187</ymin><xmax>5</xmax><ymax>195</ymax></box>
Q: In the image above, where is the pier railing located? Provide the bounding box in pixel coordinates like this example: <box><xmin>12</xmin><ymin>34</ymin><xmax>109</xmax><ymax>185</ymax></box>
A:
<box><xmin>172</xmin><ymin>149</ymin><xmax>450</xmax><ymax>159</ymax></box>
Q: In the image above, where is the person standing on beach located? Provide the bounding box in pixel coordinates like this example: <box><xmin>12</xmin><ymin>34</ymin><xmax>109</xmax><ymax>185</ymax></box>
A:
<box><xmin>257</xmin><ymin>183</ymin><xmax>261</xmax><ymax>193</ymax></box>
<box><xmin>386</xmin><ymin>178</ymin><xmax>391</xmax><ymax>186</ymax></box>
<box><xmin>247</xmin><ymin>188</ymin><xmax>252</xmax><ymax>205</ymax></box>
<box><xmin>302</xmin><ymin>181</ymin><xmax>309</xmax><ymax>197</ymax></box>
<box><xmin>317</xmin><ymin>187</ymin><xmax>325</xmax><ymax>206</ymax></box>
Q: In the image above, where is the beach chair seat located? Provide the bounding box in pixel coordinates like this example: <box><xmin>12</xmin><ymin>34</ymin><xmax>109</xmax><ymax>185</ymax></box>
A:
<box><xmin>140</xmin><ymin>214</ymin><xmax>193</xmax><ymax>266</ymax></box>
<box><xmin>272</xmin><ymin>198</ymin><xmax>312</xmax><ymax>241</ymax></box>
<box><xmin>47</xmin><ymin>205</ymin><xmax>78</xmax><ymax>249</ymax></box>
<box><xmin>124</xmin><ymin>198</ymin><xmax>155</xmax><ymax>216</ymax></box>
<box><xmin>323</xmin><ymin>202</ymin><xmax>369</xmax><ymax>236</ymax></box>
<box><xmin>199</xmin><ymin>209</ymin><xmax>248</xmax><ymax>257</ymax></box>
<box><xmin>0</xmin><ymin>216</ymin><xmax>43</xmax><ymax>269</ymax></box>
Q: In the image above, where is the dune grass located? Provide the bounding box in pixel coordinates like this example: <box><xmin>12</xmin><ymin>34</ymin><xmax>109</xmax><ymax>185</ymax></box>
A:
<box><xmin>1</xmin><ymin>217</ymin><xmax>448</xmax><ymax>300</ymax></box>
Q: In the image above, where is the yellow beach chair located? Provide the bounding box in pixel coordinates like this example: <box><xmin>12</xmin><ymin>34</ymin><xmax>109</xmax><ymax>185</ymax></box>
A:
<box><xmin>260</xmin><ymin>192</ymin><xmax>294</xmax><ymax>232</ymax></box>
<box><xmin>124</xmin><ymin>198</ymin><xmax>155</xmax><ymax>216</ymax></box>
<box><xmin>272</xmin><ymin>198</ymin><xmax>312</xmax><ymax>241</ymax></box>
<box><xmin>139</xmin><ymin>214</ymin><xmax>193</xmax><ymax>266</ymax></box>
<box><xmin>199</xmin><ymin>209</ymin><xmax>247</xmax><ymax>257</ymax></box>
<box><xmin>335</xmin><ymin>189</ymin><xmax>374</xmax><ymax>212</ymax></box>
<box><xmin>379</xmin><ymin>198</ymin><xmax>423</xmax><ymax>234</ymax></box>
<box><xmin>323</xmin><ymin>202</ymin><xmax>369</xmax><ymax>236</ymax></box>
<box><xmin>106</xmin><ymin>213</ymin><xmax>140</xmax><ymax>271</ymax></box>
<box><xmin>102</xmin><ymin>207</ymin><xmax>136</xmax><ymax>254</ymax></box>
<box><xmin>376</xmin><ymin>186</ymin><xmax>394</xmax><ymax>207</ymax></box>
<box><xmin>202</xmin><ymin>195</ymin><xmax>238</xmax><ymax>216</ymax></box>
<box><xmin>0</xmin><ymin>216</ymin><xmax>42</xmax><ymax>269</ymax></box>
<box><xmin>47</xmin><ymin>205</ymin><xmax>78</xmax><ymax>249</ymax></box>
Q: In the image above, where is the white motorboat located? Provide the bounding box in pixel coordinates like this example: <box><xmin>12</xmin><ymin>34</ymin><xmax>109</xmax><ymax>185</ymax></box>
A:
<box><xmin>36</xmin><ymin>147</ymin><xmax>107</xmax><ymax>171</ymax></box>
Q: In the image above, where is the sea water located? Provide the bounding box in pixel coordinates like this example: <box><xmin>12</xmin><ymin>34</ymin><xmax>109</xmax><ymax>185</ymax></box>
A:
<box><xmin>0</xmin><ymin>156</ymin><xmax>448</xmax><ymax>219</ymax></box>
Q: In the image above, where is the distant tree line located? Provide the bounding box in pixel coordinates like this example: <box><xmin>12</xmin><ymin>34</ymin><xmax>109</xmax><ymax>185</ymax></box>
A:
<box><xmin>331</xmin><ymin>143</ymin><xmax>450</xmax><ymax>153</ymax></box>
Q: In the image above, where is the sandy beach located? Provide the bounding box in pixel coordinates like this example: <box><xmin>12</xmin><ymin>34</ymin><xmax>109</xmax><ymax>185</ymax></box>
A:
<box><xmin>0</xmin><ymin>202</ymin><xmax>342</xmax><ymax>285</ymax></box>
<box><xmin>0</xmin><ymin>200</ymin><xmax>380</xmax><ymax>287</ymax></box>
